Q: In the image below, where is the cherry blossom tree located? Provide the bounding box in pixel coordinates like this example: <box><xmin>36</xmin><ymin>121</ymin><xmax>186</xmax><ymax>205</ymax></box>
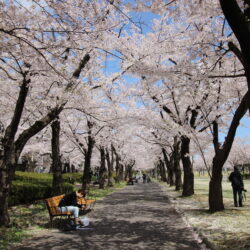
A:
<box><xmin>122</xmin><ymin>0</ymin><xmax>249</xmax><ymax>211</ymax></box>
<box><xmin>0</xmin><ymin>0</ymin><xmax>128</xmax><ymax>226</ymax></box>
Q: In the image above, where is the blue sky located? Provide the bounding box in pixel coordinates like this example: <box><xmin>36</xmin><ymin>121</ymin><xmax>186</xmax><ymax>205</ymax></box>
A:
<box><xmin>218</xmin><ymin>116</ymin><xmax>250</xmax><ymax>144</ymax></box>
<box><xmin>123</xmin><ymin>9</ymin><xmax>250</xmax><ymax>144</ymax></box>
<box><xmin>235</xmin><ymin>116</ymin><xmax>250</xmax><ymax>141</ymax></box>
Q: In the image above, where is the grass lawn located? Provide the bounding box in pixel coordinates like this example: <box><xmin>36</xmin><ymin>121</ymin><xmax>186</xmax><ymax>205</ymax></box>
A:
<box><xmin>0</xmin><ymin>182</ymin><xmax>127</xmax><ymax>250</ymax></box>
<box><xmin>160</xmin><ymin>174</ymin><xmax>250</xmax><ymax>250</ymax></box>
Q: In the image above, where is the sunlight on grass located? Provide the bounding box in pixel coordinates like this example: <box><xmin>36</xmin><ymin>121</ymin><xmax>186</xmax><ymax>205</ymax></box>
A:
<box><xmin>160</xmin><ymin>174</ymin><xmax>250</xmax><ymax>250</ymax></box>
<box><xmin>90</xmin><ymin>182</ymin><xmax>127</xmax><ymax>200</ymax></box>
<box><xmin>0</xmin><ymin>227</ymin><xmax>29</xmax><ymax>250</ymax></box>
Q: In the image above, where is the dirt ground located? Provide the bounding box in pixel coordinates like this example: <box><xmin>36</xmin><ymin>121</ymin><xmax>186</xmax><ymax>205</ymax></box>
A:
<box><xmin>11</xmin><ymin>182</ymin><xmax>210</xmax><ymax>250</ymax></box>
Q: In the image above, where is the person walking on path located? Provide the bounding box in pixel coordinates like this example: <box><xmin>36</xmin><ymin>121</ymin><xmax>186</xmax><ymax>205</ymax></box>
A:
<box><xmin>229</xmin><ymin>166</ymin><xmax>245</xmax><ymax>207</ymax></box>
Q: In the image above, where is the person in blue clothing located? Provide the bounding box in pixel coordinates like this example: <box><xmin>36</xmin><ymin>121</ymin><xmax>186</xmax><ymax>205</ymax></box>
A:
<box><xmin>58</xmin><ymin>189</ymin><xmax>86</xmax><ymax>226</ymax></box>
<box><xmin>229</xmin><ymin>166</ymin><xmax>245</xmax><ymax>207</ymax></box>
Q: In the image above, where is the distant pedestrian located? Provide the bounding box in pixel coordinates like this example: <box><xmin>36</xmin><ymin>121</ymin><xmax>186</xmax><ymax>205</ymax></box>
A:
<box><xmin>142</xmin><ymin>173</ymin><xmax>146</xmax><ymax>184</ymax></box>
<box><xmin>229</xmin><ymin>166</ymin><xmax>245</xmax><ymax>207</ymax></box>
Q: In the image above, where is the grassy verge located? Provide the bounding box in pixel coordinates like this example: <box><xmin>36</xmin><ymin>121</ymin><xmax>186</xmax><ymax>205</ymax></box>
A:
<box><xmin>0</xmin><ymin>181</ymin><xmax>127</xmax><ymax>250</ymax></box>
<box><xmin>159</xmin><ymin>175</ymin><xmax>250</xmax><ymax>250</ymax></box>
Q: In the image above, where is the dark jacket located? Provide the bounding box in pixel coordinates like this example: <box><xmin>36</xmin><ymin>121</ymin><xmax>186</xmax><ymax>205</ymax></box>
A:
<box><xmin>229</xmin><ymin>170</ymin><xmax>244</xmax><ymax>189</ymax></box>
<box><xmin>58</xmin><ymin>192</ymin><xmax>81</xmax><ymax>207</ymax></box>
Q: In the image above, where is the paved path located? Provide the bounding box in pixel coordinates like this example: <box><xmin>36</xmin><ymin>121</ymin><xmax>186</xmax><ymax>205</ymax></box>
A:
<box><xmin>14</xmin><ymin>182</ymin><xmax>207</xmax><ymax>250</ymax></box>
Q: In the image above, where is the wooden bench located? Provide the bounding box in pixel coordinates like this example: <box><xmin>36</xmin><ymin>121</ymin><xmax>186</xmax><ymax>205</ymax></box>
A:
<box><xmin>45</xmin><ymin>194</ymin><xmax>96</xmax><ymax>226</ymax></box>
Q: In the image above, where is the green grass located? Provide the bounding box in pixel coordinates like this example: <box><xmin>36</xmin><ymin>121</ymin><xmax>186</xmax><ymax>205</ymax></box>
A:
<box><xmin>14</xmin><ymin>171</ymin><xmax>83</xmax><ymax>184</ymax></box>
<box><xmin>1</xmin><ymin>181</ymin><xmax>127</xmax><ymax>250</ymax></box>
<box><xmin>0</xmin><ymin>227</ymin><xmax>29</xmax><ymax>250</ymax></box>
<box><xmin>0</xmin><ymin>203</ymin><xmax>47</xmax><ymax>250</ymax></box>
<box><xmin>90</xmin><ymin>182</ymin><xmax>127</xmax><ymax>200</ymax></box>
<box><xmin>159</xmin><ymin>175</ymin><xmax>250</xmax><ymax>250</ymax></box>
<box><xmin>14</xmin><ymin>171</ymin><xmax>52</xmax><ymax>182</ymax></box>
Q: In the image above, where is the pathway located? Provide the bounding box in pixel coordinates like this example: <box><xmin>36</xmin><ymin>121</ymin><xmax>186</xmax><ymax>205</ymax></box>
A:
<box><xmin>13</xmin><ymin>182</ymin><xmax>208</xmax><ymax>250</ymax></box>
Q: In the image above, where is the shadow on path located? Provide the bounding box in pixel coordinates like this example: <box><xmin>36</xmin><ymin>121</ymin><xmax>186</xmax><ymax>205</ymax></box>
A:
<box><xmin>13</xmin><ymin>182</ymin><xmax>206</xmax><ymax>250</ymax></box>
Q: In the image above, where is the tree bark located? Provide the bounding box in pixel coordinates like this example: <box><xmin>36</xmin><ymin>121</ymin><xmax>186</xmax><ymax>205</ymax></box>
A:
<box><xmin>209</xmin><ymin>156</ymin><xmax>224</xmax><ymax>212</ymax></box>
<box><xmin>169</xmin><ymin>153</ymin><xmax>175</xmax><ymax>186</ymax></box>
<box><xmin>181</xmin><ymin>136</ymin><xmax>194</xmax><ymax>196</ymax></box>
<box><xmin>99</xmin><ymin>146</ymin><xmax>106</xmax><ymax>189</ymax></box>
<box><xmin>114</xmin><ymin>153</ymin><xmax>120</xmax><ymax>183</ymax></box>
<box><xmin>105</xmin><ymin>148</ymin><xmax>114</xmax><ymax>187</ymax></box>
<box><xmin>0</xmin><ymin>151</ymin><xmax>16</xmax><ymax>226</ymax></box>
<box><xmin>112</xmin><ymin>145</ymin><xmax>123</xmax><ymax>183</ymax></box>
<box><xmin>158</xmin><ymin>158</ymin><xmax>168</xmax><ymax>182</ymax></box>
<box><xmin>124</xmin><ymin>164</ymin><xmax>129</xmax><ymax>181</ymax></box>
<box><xmin>82</xmin><ymin>121</ymin><xmax>95</xmax><ymax>191</ymax></box>
<box><xmin>117</xmin><ymin>163</ymin><xmax>124</xmax><ymax>183</ymax></box>
<box><xmin>173</xmin><ymin>136</ymin><xmax>182</xmax><ymax>191</ymax></box>
<box><xmin>51</xmin><ymin>119</ymin><xmax>63</xmax><ymax>196</ymax></box>
<box><xmin>162</xmin><ymin>148</ymin><xmax>174</xmax><ymax>185</ymax></box>
<box><xmin>128</xmin><ymin>164</ymin><xmax>134</xmax><ymax>179</ymax></box>
<box><xmin>124</xmin><ymin>160</ymin><xmax>135</xmax><ymax>181</ymax></box>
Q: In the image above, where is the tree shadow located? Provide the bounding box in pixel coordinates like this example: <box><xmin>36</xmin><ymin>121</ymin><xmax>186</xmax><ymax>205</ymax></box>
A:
<box><xmin>14</xmin><ymin>182</ymin><xmax>203</xmax><ymax>250</ymax></box>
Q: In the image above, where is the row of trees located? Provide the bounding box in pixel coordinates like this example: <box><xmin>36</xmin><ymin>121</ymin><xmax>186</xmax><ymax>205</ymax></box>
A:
<box><xmin>1</xmin><ymin>0</ymin><xmax>250</xmax><ymax>227</ymax></box>
<box><xmin>0</xmin><ymin>0</ymin><xmax>141</xmax><ymax>226</ymax></box>
<box><xmin>117</xmin><ymin>0</ymin><xmax>250</xmax><ymax>212</ymax></box>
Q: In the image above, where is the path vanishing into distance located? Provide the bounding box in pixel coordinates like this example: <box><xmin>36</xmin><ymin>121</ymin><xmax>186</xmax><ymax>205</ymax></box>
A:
<box><xmin>14</xmin><ymin>182</ymin><xmax>209</xmax><ymax>250</ymax></box>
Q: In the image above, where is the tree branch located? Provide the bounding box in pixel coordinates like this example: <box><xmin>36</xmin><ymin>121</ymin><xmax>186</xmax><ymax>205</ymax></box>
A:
<box><xmin>221</xmin><ymin>91</ymin><xmax>249</xmax><ymax>159</ymax></box>
<box><xmin>15</xmin><ymin>104</ymin><xmax>65</xmax><ymax>153</ymax></box>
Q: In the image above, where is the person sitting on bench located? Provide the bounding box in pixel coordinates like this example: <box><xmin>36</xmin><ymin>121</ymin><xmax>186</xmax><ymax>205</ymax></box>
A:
<box><xmin>58</xmin><ymin>189</ymin><xmax>86</xmax><ymax>227</ymax></box>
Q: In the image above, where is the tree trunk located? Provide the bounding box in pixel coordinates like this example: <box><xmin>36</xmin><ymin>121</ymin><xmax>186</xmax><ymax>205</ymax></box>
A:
<box><xmin>162</xmin><ymin>148</ymin><xmax>174</xmax><ymax>185</ymax></box>
<box><xmin>128</xmin><ymin>161</ymin><xmax>135</xmax><ymax>179</ymax></box>
<box><xmin>117</xmin><ymin>163</ymin><xmax>124</xmax><ymax>182</ymax></box>
<box><xmin>169</xmin><ymin>154</ymin><xmax>175</xmax><ymax>186</ymax></box>
<box><xmin>158</xmin><ymin>158</ymin><xmax>168</xmax><ymax>182</ymax></box>
<box><xmin>209</xmin><ymin>155</ymin><xmax>224</xmax><ymax>212</ymax></box>
<box><xmin>99</xmin><ymin>147</ymin><xmax>106</xmax><ymax>189</ymax></box>
<box><xmin>128</xmin><ymin>166</ymin><xmax>133</xmax><ymax>179</ymax></box>
<box><xmin>105</xmin><ymin>148</ymin><xmax>113</xmax><ymax>187</ymax></box>
<box><xmin>114</xmin><ymin>154</ymin><xmax>120</xmax><ymax>183</ymax></box>
<box><xmin>113</xmin><ymin>146</ymin><xmax>122</xmax><ymax>183</ymax></box>
<box><xmin>151</xmin><ymin>168</ymin><xmax>156</xmax><ymax>178</ymax></box>
<box><xmin>173</xmin><ymin>137</ymin><xmax>182</xmax><ymax>191</ymax></box>
<box><xmin>51</xmin><ymin>119</ymin><xmax>63</xmax><ymax>196</ymax></box>
<box><xmin>0</xmin><ymin>151</ymin><xmax>16</xmax><ymax>226</ymax></box>
<box><xmin>124</xmin><ymin>164</ymin><xmax>129</xmax><ymax>181</ymax></box>
<box><xmin>181</xmin><ymin>136</ymin><xmax>194</xmax><ymax>196</ymax></box>
<box><xmin>82</xmin><ymin>121</ymin><xmax>95</xmax><ymax>191</ymax></box>
<box><xmin>124</xmin><ymin>160</ymin><xmax>135</xmax><ymax>181</ymax></box>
